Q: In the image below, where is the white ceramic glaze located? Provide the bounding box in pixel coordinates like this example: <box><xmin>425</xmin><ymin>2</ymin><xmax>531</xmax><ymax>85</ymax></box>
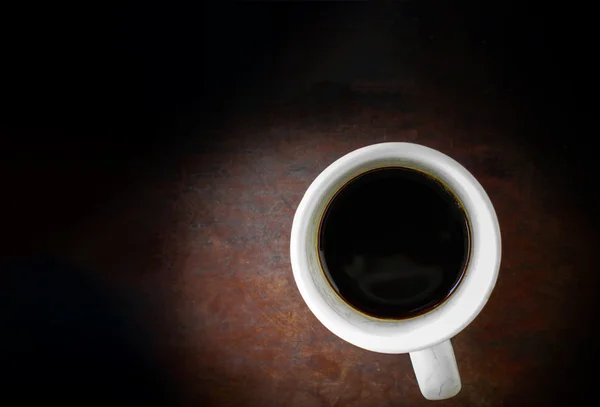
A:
<box><xmin>410</xmin><ymin>340</ymin><xmax>461</xmax><ymax>400</ymax></box>
<box><xmin>290</xmin><ymin>143</ymin><xmax>501</xmax><ymax>400</ymax></box>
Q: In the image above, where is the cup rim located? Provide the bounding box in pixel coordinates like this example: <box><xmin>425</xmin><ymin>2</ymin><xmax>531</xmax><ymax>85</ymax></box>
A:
<box><xmin>290</xmin><ymin>143</ymin><xmax>501</xmax><ymax>354</ymax></box>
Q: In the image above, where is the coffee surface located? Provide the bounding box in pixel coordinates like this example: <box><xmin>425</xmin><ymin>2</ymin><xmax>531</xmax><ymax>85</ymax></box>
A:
<box><xmin>318</xmin><ymin>167</ymin><xmax>470</xmax><ymax>319</ymax></box>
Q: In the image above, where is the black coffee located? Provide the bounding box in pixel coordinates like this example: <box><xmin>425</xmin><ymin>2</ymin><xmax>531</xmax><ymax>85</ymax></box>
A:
<box><xmin>318</xmin><ymin>167</ymin><xmax>469</xmax><ymax>319</ymax></box>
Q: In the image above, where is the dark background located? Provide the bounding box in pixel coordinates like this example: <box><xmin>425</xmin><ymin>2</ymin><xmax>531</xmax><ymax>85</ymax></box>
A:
<box><xmin>1</xmin><ymin>1</ymin><xmax>597</xmax><ymax>405</ymax></box>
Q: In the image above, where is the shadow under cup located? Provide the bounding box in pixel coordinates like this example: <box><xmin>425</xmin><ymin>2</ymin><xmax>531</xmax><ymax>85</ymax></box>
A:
<box><xmin>317</xmin><ymin>166</ymin><xmax>472</xmax><ymax>321</ymax></box>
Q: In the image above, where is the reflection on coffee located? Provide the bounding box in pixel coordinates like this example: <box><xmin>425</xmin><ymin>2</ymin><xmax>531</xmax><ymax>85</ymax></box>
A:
<box><xmin>318</xmin><ymin>167</ymin><xmax>470</xmax><ymax>319</ymax></box>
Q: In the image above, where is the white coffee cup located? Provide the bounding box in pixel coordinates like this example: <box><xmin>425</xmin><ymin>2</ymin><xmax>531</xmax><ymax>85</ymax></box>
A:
<box><xmin>290</xmin><ymin>143</ymin><xmax>501</xmax><ymax>400</ymax></box>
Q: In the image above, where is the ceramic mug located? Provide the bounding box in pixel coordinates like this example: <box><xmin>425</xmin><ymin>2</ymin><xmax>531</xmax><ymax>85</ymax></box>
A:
<box><xmin>290</xmin><ymin>143</ymin><xmax>501</xmax><ymax>400</ymax></box>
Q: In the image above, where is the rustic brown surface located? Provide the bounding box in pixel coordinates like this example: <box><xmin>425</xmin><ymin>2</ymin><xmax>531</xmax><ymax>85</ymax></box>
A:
<box><xmin>2</xmin><ymin>3</ymin><xmax>598</xmax><ymax>406</ymax></box>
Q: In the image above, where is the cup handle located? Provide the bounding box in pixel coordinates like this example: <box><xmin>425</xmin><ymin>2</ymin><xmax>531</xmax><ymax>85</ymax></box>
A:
<box><xmin>409</xmin><ymin>339</ymin><xmax>461</xmax><ymax>400</ymax></box>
